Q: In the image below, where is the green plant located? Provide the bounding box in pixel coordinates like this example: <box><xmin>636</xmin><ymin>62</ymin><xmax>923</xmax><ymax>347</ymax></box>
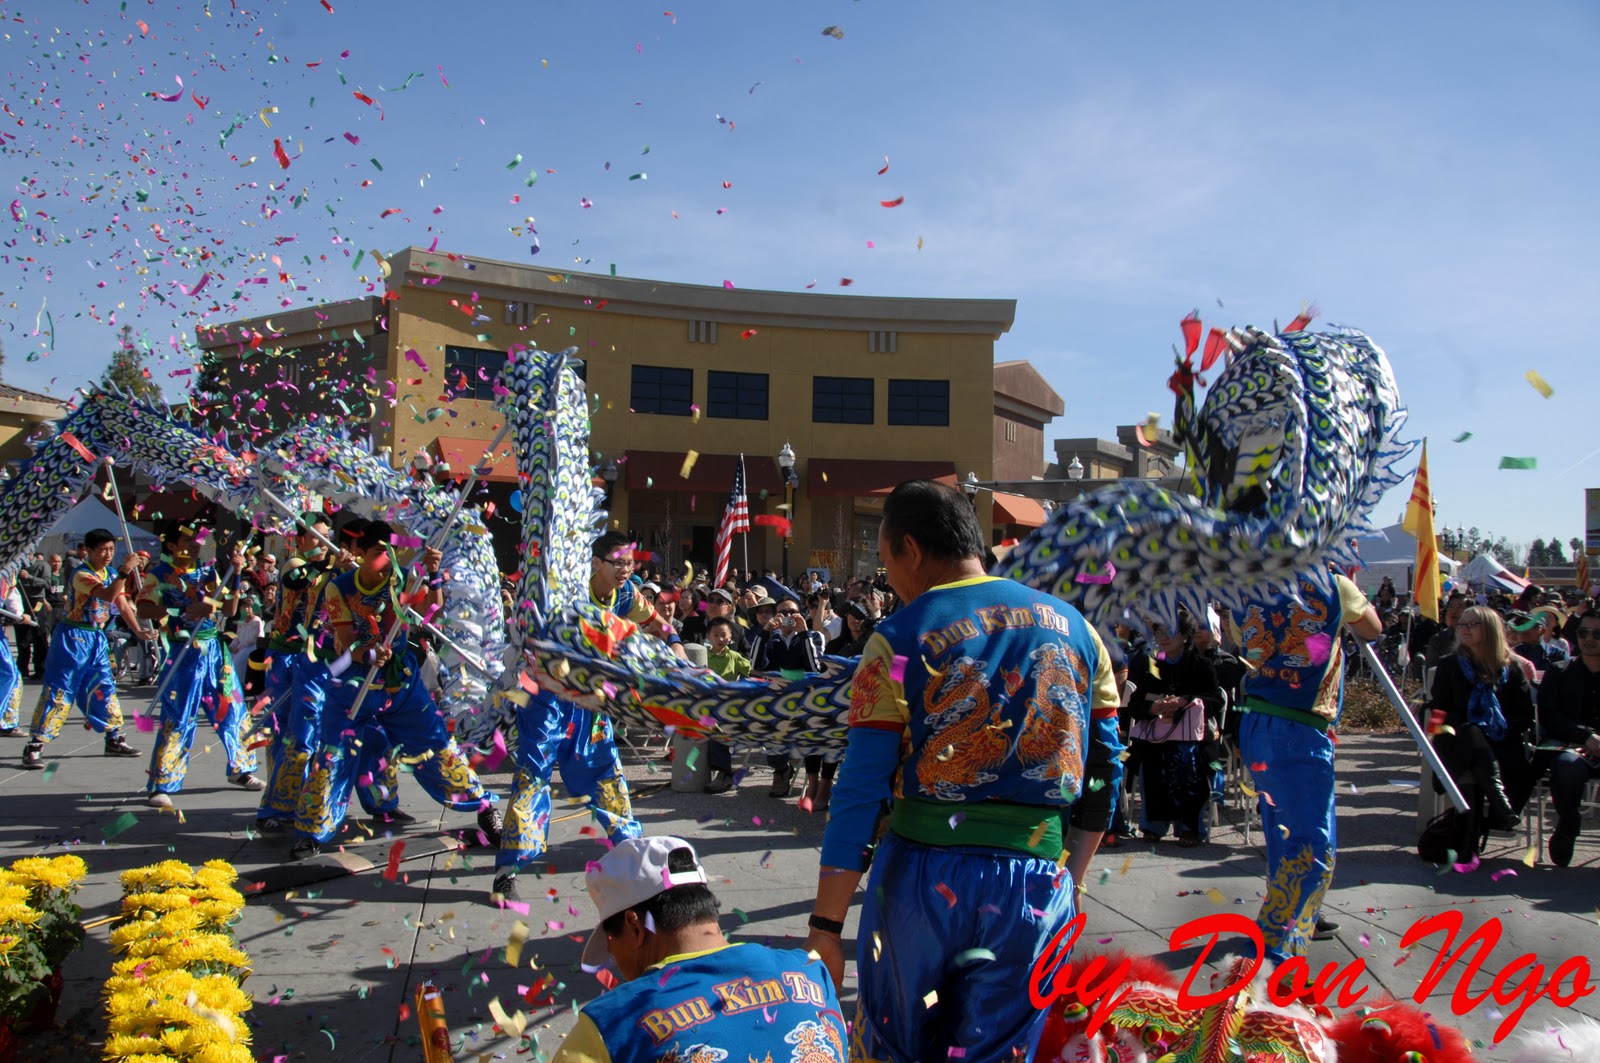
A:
<box><xmin>0</xmin><ymin>926</ymin><xmax>49</xmax><ymax>1025</ymax></box>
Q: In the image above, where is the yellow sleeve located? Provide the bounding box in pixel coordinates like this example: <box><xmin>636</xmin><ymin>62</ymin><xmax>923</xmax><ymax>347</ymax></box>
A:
<box><xmin>846</xmin><ymin>632</ymin><xmax>909</xmax><ymax>732</ymax></box>
<box><xmin>325</xmin><ymin>585</ymin><xmax>353</xmax><ymax>627</ymax></box>
<box><xmin>72</xmin><ymin>570</ymin><xmax>101</xmax><ymax>597</ymax></box>
<box><xmin>1334</xmin><ymin>574</ymin><xmax>1371</xmax><ymax>623</ymax></box>
<box><xmin>1085</xmin><ymin>625</ymin><xmax>1121</xmax><ymax>711</ymax></box>
<box><xmin>626</xmin><ymin>594</ymin><xmax>655</xmax><ymax>625</ymax></box>
<box><xmin>550</xmin><ymin>1013</ymin><xmax>612</xmax><ymax>1063</ymax></box>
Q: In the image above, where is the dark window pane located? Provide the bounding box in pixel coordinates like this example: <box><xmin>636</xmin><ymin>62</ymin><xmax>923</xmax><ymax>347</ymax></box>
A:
<box><xmin>631</xmin><ymin>364</ymin><xmax>694</xmax><ymax>416</ymax></box>
<box><xmin>707</xmin><ymin>370</ymin><xmax>769</xmax><ymax>420</ymax></box>
<box><xmin>888</xmin><ymin>378</ymin><xmax>949</xmax><ymax>427</ymax></box>
<box><xmin>444</xmin><ymin>346</ymin><xmax>510</xmax><ymax>402</ymax></box>
<box><xmin>813</xmin><ymin>376</ymin><xmax>874</xmax><ymax>425</ymax></box>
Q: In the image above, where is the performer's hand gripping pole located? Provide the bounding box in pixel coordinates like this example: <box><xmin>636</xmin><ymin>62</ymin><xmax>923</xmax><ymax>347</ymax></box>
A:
<box><xmin>1356</xmin><ymin>637</ymin><xmax>1468</xmax><ymax>813</ymax></box>
<box><xmin>146</xmin><ymin>531</ymin><xmax>255</xmax><ymax>718</ymax></box>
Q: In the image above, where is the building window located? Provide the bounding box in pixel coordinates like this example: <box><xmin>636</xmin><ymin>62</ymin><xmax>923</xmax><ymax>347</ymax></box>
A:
<box><xmin>444</xmin><ymin>345</ymin><xmax>509</xmax><ymax>402</ymax></box>
<box><xmin>707</xmin><ymin>370</ymin><xmax>769</xmax><ymax>421</ymax></box>
<box><xmin>688</xmin><ymin>320</ymin><xmax>719</xmax><ymax>344</ymax></box>
<box><xmin>631</xmin><ymin>364</ymin><xmax>694</xmax><ymax>416</ymax></box>
<box><xmin>888</xmin><ymin>379</ymin><xmax>950</xmax><ymax>427</ymax></box>
<box><xmin>813</xmin><ymin>376</ymin><xmax>874</xmax><ymax>425</ymax></box>
<box><xmin>868</xmin><ymin>330</ymin><xmax>898</xmax><ymax>353</ymax></box>
<box><xmin>1005</xmin><ymin>420</ymin><xmax>1018</xmax><ymax>443</ymax></box>
<box><xmin>504</xmin><ymin>301</ymin><xmax>537</xmax><ymax>327</ymax></box>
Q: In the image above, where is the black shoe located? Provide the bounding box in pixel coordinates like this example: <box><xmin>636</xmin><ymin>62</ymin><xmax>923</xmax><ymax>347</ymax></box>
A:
<box><xmin>256</xmin><ymin>817</ymin><xmax>288</xmax><ymax>833</ymax></box>
<box><xmin>1550</xmin><ymin>830</ymin><xmax>1577</xmax><ymax>868</ymax></box>
<box><xmin>769</xmin><ymin>761</ymin><xmax>796</xmax><ymax>798</ymax></box>
<box><xmin>378</xmin><ymin>809</ymin><xmax>417</xmax><ymax>825</ymax></box>
<box><xmin>476</xmin><ymin>805</ymin><xmax>504</xmax><ymax>847</ymax></box>
<box><xmin>1312</xmin><ymin>917</ymin><xmax>1340</xmax><ymax>941</ymax></box>
<box><xmin>0</xmin><ymin>728</ymin><xmax>17</xmax><ymax>738</ymax></box>
<box><xmin>231</xmin><ymin>773</ymin><xmax>267</xmax><ymax>792</ymax></box>
<box><xmin>704</xmin><ymin>770</ymin><xmax>733</xmax><ymax>794</ymax></box>
<box><xmin>288</xmin><ymin>839</ymin><xmax>321</xmax><ymax>862</ymax></box>
<box><xmin>21</xmin><ymin>742</ymin><xmax>44</xmax><ymax>770</ymax></box>
<box><xmin>490</xmin><ymin>873</ymin><xmax>520</xmax><ymax>904</ymax></box>
<box><xmin>103</xmin><ymin>734</ymin><xmax>140</xmax><ymax>758</ymax></box>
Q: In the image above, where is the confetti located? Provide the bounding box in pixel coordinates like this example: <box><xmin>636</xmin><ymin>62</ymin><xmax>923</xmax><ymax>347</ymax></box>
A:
<box><xmin>1452</xmin><ymin>432</ymin><xmax>1473</xmax><ymax>443</ymax></box>
<box><xmin>935</xmin><ymin>882</ymin><xmax>958</xmax><ymax>908</ymax></box>
<box><xmin>680</xmin><ymin>451</ymin><xmax>699</xmax><ymax>478</ymax></box>
<box><xmin>880</xmin><ymin>196</ymin><xmax>905</xmax><ymax>208</ymax></box>
<box><xmin>1524</xmin><ymin>370</ymin><xmax>1553</xmax><ymax>398</ymax></box>
<box><xmin>103</xmin><ymin>813</ymin><xmax>138</xmax><ymax>840</ymax></box>
<box><xmin>1498</xmin><ymin>456</ymin><xmax>1537</xmax><ymax>470</ymax></box>
<box><xmin>506</xmin><ymin>920</ymin><xmax>530</xmax><ymax>967</ymax></box>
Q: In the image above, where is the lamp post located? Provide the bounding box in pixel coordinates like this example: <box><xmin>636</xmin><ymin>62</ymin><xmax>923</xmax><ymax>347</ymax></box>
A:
<box><xmin>601</xmin><ymin>460</ymin><xmax>619</xmax><ymax>510</ymax></box>
<box><xmin>1067</xmin><ymin>455</ymin><xmax>1085</xmax><ymax>482</ymax></box>
<box><xmin>961</xmin><ymin>471</ymin><xmax>980</xmax><ymax>511</ymax></box>
<box><xmin>777</xmin><ymin>441</ymin><xmax>797</xmax><ymax>581</ymax></box>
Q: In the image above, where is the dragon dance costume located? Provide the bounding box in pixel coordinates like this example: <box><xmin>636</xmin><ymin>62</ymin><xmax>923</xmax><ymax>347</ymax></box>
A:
<box><xmin>1232</xmin><ymin>572</ymin><xmax>1370</xmax><ymax>964</ymax></box>
<box><xmin>142</xmin><ymin>559</ymin><xmax>255</xmax><ymax>794</ymax></box>
<box><xmin>555</xmin><ymin>944</ymin><xmax>847</xmax><ymax>1063</ymax></box>
<box><xmin>295</xmin><ymin>562</ymin><xmax>493</xmax><ymax>846</ymax></box>
<box><xmin>496</xmin><ymin>577</ymin><xmax>643</xmax><ymax>878</ymax></box>
<box><xmin>821</xmin><ymin>576</ymin><xmax>1119</xmax><ymax>1063</ymax></box>
<box><xmin>257</xmin><ymin>551</ymin><xmax>396</xmax><ymax>826</ymax></box>
<box><xmin>0</xmin><ymin>584</ymin><xmax>22</xmax><ymax>731</ymax></box>
<box><xmin>27</xmin><ymin>562</ymin><xmax>127</xmax><ymax>744</ymax></box>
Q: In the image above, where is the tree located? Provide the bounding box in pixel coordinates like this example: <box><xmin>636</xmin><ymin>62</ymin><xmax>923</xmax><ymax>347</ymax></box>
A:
<box><xmin>1466</xmin><ymin>527</ymin><xmax>1482</xmax><ymax>556</ymax></box>
<box><xmin>1489</xmin><ymin>537</ymin><xmax>1518</xmax><ymax>568</ymax></box>
<box><xmin>1528</xmin><ymin>538</ymin><xmax>1547</xmax><ymax>566</ymax></box>
<box><xmin>1546</xmin><ymin>538</ymin><xmax>1567</xmax><ymax>565</ymax></box>
<box><xmin>100</xmin><ymin>325</ymin><xmax>162</xmax><ymax>403</ymax></box>
<box><xmin>1571</xmin><ymin>537</ymin><xmax>1584</xmax><ymax>561</ymax></box>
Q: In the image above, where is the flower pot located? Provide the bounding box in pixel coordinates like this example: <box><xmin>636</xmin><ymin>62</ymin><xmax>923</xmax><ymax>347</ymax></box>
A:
<box><xmin>0</xmin><ymin>1020</ymin><xmax>18</xmax><ymax>1063</ymax></box>
<box><xmin>26</xmin><ymin>970</ymin><xmax>65</xmax><ymax>1030</ymax></box>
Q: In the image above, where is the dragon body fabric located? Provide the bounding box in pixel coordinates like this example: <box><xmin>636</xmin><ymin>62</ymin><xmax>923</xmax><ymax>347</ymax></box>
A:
<box><xmin>504</xmin><ymin>323</ymin><xmax>1411</xmax><ymax>757</ymax></box>
<box><xmin>257</xmin><ymin>425</ymin><xmax>509</xmax><ymax>748</ymax></box>
<box><xmin>0</xmin><ymin>386</ymin><xmax>259</xmax><ymax>587</ymax></box>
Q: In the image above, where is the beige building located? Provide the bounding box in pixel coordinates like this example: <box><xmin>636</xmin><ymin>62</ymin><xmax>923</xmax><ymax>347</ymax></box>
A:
<box><xmin>198</xmin><ymin>248</ymin><xmax>1019</xmax><ymax>581</ymax></box>
<box><xmin>0</xmin><ymin>382</ymin><xmax>68</xmax><ymax>468</ymax></box>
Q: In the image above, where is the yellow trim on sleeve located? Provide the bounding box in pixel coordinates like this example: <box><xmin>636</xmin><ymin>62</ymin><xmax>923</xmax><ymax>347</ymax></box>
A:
<box><xmin>1334</xmin><ymin>574</ymin><xmax>1370</xmax><ymax>623</ymax></box>
<box><xmin>1085</xmin><ymin>625</ymin><xmax>1122</xmax><ymax>710</ymax></box>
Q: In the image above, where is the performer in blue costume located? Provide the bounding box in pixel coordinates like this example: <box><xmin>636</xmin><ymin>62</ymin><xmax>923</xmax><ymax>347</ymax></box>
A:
<box><xmin>0</xmin><ymin>578</ymin><xmax>29</xmax><ymax>734</ymax></box>
<box><xmin>139</xmin><ymin>522</ymin><xmax>259</xmax><ymax>807</ymax></box>
<box><xmin>20</xmin><ymin>528</ymin><xmax>145</xmax><ymax>770</ymax></box>
<box><xmin>1231</xmin><ymin>569</ymin><xmax>1379</xmax><ymax>964</ymax></box>
<box><xmin>290</xmin><ymin>519</ymin><xmax>498</xmax><ymax>861</ymax></box>
<box><xmin>806</xmin><ymin>482</ymin><xmax>1120</xmax><ymax>1063</ymax></box>
<box><xmin>555</xmin><ymin>836</ymin><xmax>848</xmax><ymax>1063</ymax></box>
<box><xmin>492</xmin><ymin>530</ymin><xmax>648</xmax><ymax>903</ymax></box>
<box><xmin>257</xmin><ymin>515</ymin><xmax>398</xmax><ymax>830</ymax></box>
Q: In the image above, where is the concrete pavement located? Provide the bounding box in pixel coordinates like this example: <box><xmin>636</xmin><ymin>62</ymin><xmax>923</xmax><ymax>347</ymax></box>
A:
<box><xmin>2</xmin><ymin>681</ymin><xmax>1597</xmax><ymax>1062</ymax></box>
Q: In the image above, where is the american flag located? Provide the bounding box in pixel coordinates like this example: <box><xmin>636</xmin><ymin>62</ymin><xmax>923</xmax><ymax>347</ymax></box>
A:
<box><xmin>713</xmin><ymin>455</ymin><xmax>750</xmax><ymax>588</ymax></box>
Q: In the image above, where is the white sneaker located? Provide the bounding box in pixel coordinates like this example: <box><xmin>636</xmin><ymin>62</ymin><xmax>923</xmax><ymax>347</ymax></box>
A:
<box><xmin>147</xmin><ymin>793</ymin><xmax>173</xmax><ymax>809</ymax></box>
<box><xmin>231</xmin><ymin>773</ymin><xmax>267</xmax><ymax>792</ymax></box>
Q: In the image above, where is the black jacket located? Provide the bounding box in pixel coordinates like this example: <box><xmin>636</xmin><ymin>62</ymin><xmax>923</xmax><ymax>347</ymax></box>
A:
<box><xmin>1539</xmin><ymin>657</ymin><xmax>1600</xmax><ymax>745</ymax></box>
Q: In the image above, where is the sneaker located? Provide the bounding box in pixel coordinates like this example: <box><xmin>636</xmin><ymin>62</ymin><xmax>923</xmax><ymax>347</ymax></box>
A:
<box><xmin>704</xmin><ymin>770</ymin><xmax>734</xmax><ymax>795</ymax></box>
<box><xmin>103</xmin><ymin>734</ymin><xmax>140</xmax><ymax>758</ymax></box>
<box><xmin>231</xmin><ymin>773</ymin><xmax>267</xmax><ymax>792</ymax></box>
<box><xmin>476</xmin><ymin>805</ymin><xmax>504</xmax><ymax>847</ymax></box>
<box><xmin>147</xmin><ymin>793</ymin><xmax>173</xmax><ymax>809</ymax></box>
<box><xmin>256</xmin><ymin>817</ymin><xmax>287</xmax><ymax>833</ymax></box>
<box><xmin>769</xmin><ymin>761</ymin><xmax>796</xmax><ymax>798</ymax></box>
<box><xmin>288</xmin><ymin>838</ymin><xmax>321</xmax><ymax>862</ymax></box>
<box><xmin>1312</xmin><ymin>917</ymin><xmax>1340</xmax><ymax>941</ymax></box>
<box><xmin>1550</xmin><ymin>830</ymin><xmax>1577</xmax><ymax>868</ymax></box>
<box><xmin>490</xmin><ymin>873</ymin><xmax>520</xmax><ymax>904</ymax></box>
<box><xmin>21</xmin><ymin>742</ymin><xmax>44</xmax><ymax>770</ymax></box>
<box><xmin>378</xmin><ymin>809</ymin><xmax>417</xmax><ymax>825</ymax></box>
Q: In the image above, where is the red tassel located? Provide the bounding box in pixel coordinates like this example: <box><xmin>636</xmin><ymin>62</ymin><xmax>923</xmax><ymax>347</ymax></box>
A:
<box><xmin>1180</xmin><ymin>311</ymin><xmax>1202</xmax><ymax>356</ymax></box>
<box><xmin>1286</xmin><ymin>303</ymin><xmax>1319</xmax><ymax>332</ymax></box>
<box><xmin>1200</xmin><ymin>327</ymin><xmax>1230</xmax><ymax>371</ymax></box>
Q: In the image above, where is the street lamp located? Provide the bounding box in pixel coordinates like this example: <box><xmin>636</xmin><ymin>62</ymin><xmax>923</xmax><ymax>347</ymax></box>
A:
<box><xmin>962</xmin><ymin>471</ymin><xmax>979</xmax><ymax>509</ymax></box>
<box><xmin>601</xmin><ymin>460</ymin><xmax>619</xmax><ymax>509</ymax></box>
<box><xmin>777</xmin><ymin>441</ymin><xmax>798</xmax><ymax>581</ymax></box>
<box><xmin>1067</xmin><ymin>456</ymin><xmax>1085</xmax><ymax>481</ymax></box>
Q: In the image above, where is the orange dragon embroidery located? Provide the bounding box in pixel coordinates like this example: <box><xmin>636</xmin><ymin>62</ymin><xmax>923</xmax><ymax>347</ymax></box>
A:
<box><xmin>783</xmin><ymin>1018</ymin><xmax>846</xmax><ymax>1063</ymax></box>
<box><xmin>913</xmin><ymin>658</ymin><xmax>1010</xmax><ymax>801</ymax></box>
<box><xmin>1016</xmin><ymin>644</ymin><xmax>1089</xmax><ymax>799</ymax></box>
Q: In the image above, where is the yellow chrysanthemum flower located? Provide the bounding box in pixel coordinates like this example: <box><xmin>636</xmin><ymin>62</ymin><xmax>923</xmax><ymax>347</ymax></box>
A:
<box><xmin>194</xmin><ymin>860</ymin><xmax>239</xmax><ymax>887</ymax></box>
<box><xmin>188</xmin><ymin>1043</ymin><xmax>257</xmax><ymax>1063</ymax></box>
<box><xmin>103</xmin><ymin>1032</ymin><xmax>165</xmax><ymax>1059</ymax></box>
<box><xmin>9</xmin><ymin>854</ymin><xmax>86</xmax><ymax>892</ymax></box>
<box><xmin>119</xmin><ymin>861</ymin><xmax>196</xmax><ymax>893</ymax></box>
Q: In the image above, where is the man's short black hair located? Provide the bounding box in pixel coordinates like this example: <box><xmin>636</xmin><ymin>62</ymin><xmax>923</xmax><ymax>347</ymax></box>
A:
<box><xmin>299</xmin><ymin>511</ymin><xmax>330</xmax><ymax>531</ymax></box>
<box><xmin>159</xmin><ymin>519</ymin><xmax>193</xmax><ymax>547</ymax></box>
<box><xmin>599</xmin><ymin>847</ymin><xmax>720</xmax><ymax>937</ymax></box>
<box><xmin>881</xmin><ymin>480</ymin><xmax>985</xmax><ymax>563</ymax></box>
<box><xmin>83</xmin><ymin>528</ymin><xmax>116</xmax><ymax>551</ymax></box>
<box><xmin>593</xmin><ymin>530</ymin><xmax>633</xmax><ymax>561</ymax></box>
<box><xmin>354</xmin><ymin>519</ymin><xmax>392</xmax><ymax>553</ymax></box>
<box><xmin>707</xmin><ymin>616</ymin><xmax>736</xmax><ymax>635</ymax></box>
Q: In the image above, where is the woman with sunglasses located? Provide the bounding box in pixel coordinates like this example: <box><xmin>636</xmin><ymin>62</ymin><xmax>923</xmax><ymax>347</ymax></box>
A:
<box><xmin>1426</xmin><ymin>606</ymin><xmax>1536</xmax><ymax>832</ymax></box>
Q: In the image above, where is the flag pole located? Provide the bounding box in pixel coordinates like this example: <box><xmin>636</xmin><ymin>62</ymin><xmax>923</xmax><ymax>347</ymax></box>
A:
<box><xmin>739</xmin><ymin>453</ymin><xmax>750</xmax><ymax>580</ymax></box>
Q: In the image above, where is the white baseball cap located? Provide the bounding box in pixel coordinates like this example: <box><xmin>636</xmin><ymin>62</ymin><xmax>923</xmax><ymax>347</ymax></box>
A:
<box><xmin>580</xmin><ymin>836</ymin><xmax>708</xmax><ymax>968</ymax></box>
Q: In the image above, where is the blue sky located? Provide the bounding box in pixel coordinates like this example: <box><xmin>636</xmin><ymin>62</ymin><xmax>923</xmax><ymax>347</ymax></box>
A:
<box><xmin>3</xmin><ymin>1</ymin><xmax>1596</xmax><ymax>554</ymax></box>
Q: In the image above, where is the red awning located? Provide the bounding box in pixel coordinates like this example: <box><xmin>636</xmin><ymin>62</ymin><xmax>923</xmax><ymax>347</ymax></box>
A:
<box><xmin>623</xmin><ymin>451</ymin><xmax>783</xmax><ymax>495</ymax></box>
<box><xmin>992</xmin><ymin>491</ymin><xmax>1048</xmax><ymax>528</ymax></box>
<box><xmin>429</xmin><ymin>436</ymin><xmax>519</xmax><ymax>483</ymax></box>
<box><xmin>806</xmin><ymin>458</ymin><xmax>957</xmax><ymax>497</ymax></box>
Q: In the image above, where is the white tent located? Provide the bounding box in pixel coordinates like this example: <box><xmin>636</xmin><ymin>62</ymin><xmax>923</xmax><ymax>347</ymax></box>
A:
<box><xmin>38</xmin><ymin>497</ymin><xmax>159</xmax><ymax>564</ymax></box>
<box><xmin>1456</xmin><ymin>552</ymin><xmax>1530</xmax><ymax>594</ymax></box>
<box><xmin>1353</xmin><ymin>523</ymin><xmax>1458</xmax><ymax>594</ymax></box>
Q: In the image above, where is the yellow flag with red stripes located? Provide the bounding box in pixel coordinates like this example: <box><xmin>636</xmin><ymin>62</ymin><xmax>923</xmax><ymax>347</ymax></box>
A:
<box><xmin>1402</xmin><ymin>442</ymin><xmax>1440</xmax><ymax>621</ymax></box>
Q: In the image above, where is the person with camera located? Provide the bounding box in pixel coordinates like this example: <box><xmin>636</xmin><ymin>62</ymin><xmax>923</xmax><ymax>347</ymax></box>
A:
<box><xmin>1537</xmin><ymin>610</ymin><xmax>1600</xmax><ymax>866</ymax></box>
<box><xmin>749</xmin><ymin>594</ymin><xmax>826</xmax><ymax>802</ymax></box>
